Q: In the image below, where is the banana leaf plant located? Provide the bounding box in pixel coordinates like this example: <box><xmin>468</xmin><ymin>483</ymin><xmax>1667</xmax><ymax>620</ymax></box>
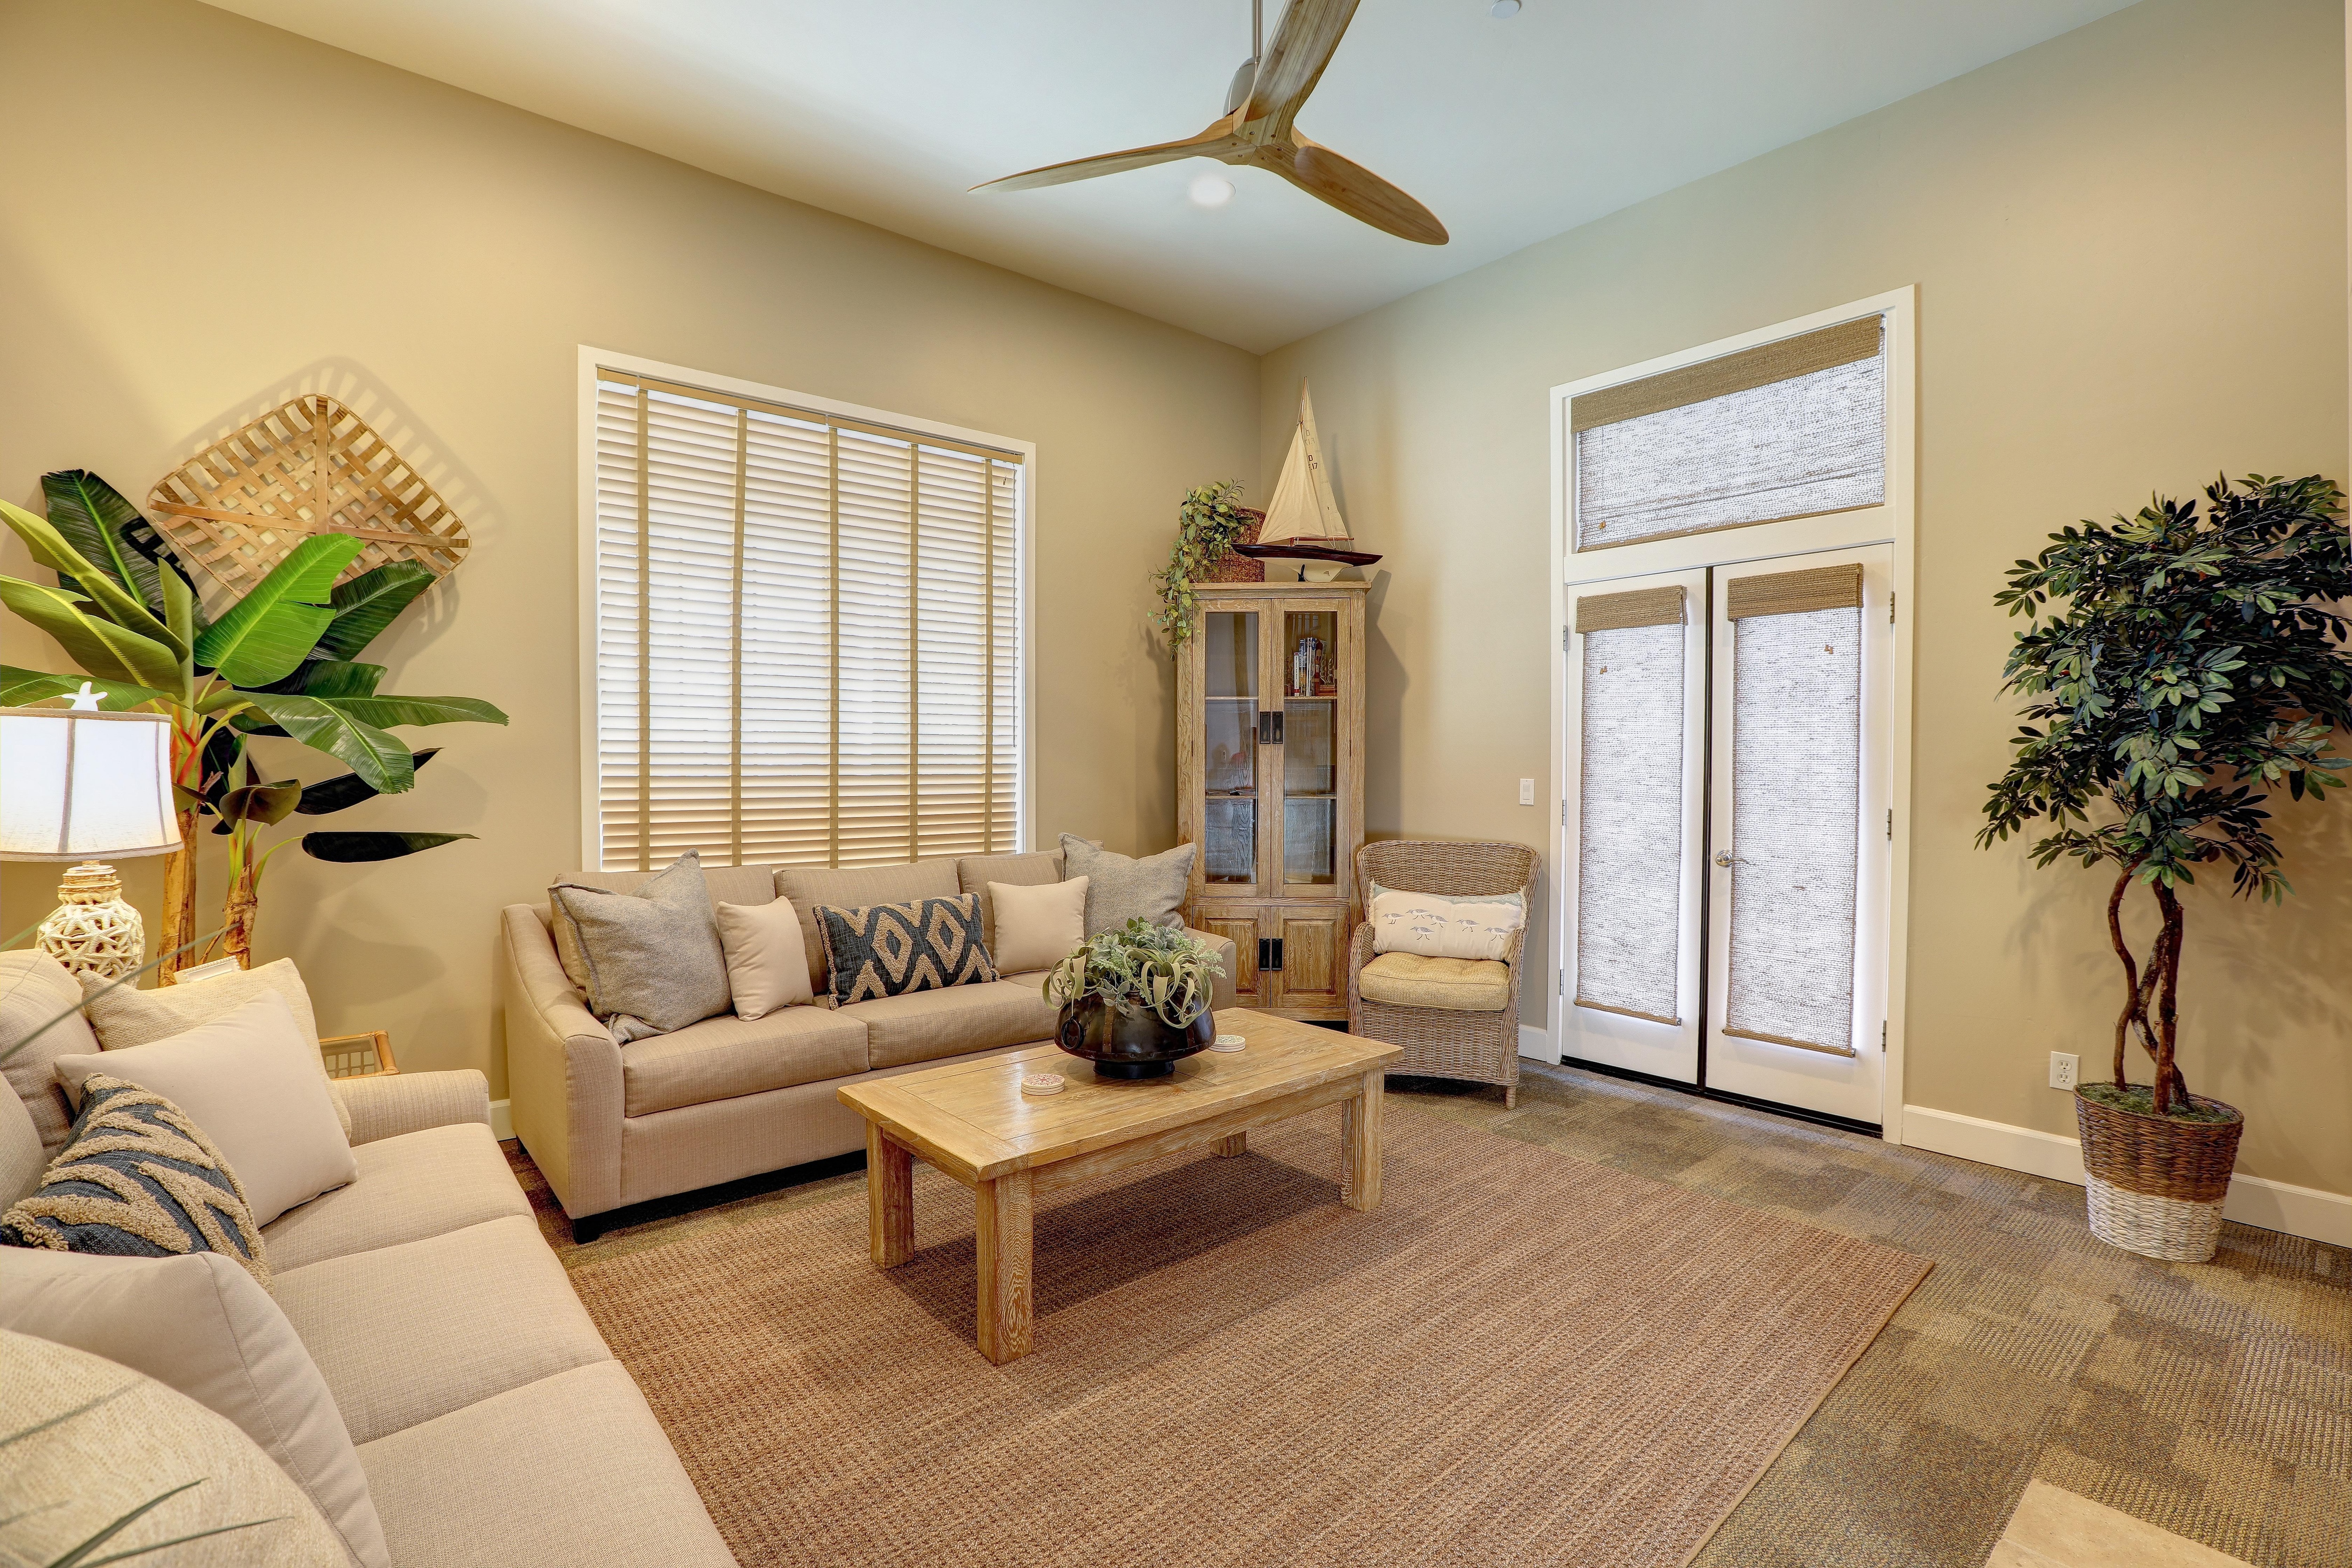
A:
<box><xmin>0</xmin><ymin>469</ymin><xmax>506</xmax><ymax>970</ymax></box>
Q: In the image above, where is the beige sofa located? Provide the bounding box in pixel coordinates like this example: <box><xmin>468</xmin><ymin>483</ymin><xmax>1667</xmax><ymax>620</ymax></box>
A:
<box><xmin>502</xmin><ymin>848</ymin><xmax>1238</xmax><ymax>1239</ymax></box>
<box><xmin>0</xmin><ymin>950</ymin><xmax>734</xmax><ymax>1568</ymax></box>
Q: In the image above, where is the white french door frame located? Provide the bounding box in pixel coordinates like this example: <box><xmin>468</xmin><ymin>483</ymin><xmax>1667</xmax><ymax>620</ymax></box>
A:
<box><xmin>1542</xmin><ymin>287</ymin><xmax>1917</xmax><ymax>1146</ymax></box>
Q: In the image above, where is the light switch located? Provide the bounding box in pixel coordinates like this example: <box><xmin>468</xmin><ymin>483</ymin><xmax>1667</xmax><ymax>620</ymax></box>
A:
<box><xmin>1518</xmin><ymin>778</ymin><xmax>1535</xmax><ymax>806</ymax></box>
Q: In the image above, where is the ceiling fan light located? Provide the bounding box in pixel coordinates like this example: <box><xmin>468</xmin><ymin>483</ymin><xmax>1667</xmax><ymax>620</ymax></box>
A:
<box><xmin>1189</xmin><ymin>174</ymin><xmax>1236</xmax><ymax>208</ymax></box>
<box><xmin>1490</xmin><ymin>0</ymin><xmax>1522</xmax><ymax>16</ymax></box>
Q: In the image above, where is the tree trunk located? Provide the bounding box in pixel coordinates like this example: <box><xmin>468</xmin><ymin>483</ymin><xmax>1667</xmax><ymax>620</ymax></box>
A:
<box><xmin>2105</xmin><ymin>865</ymin><xmax>2140</xmax><ymax>1090</ymax></box>
<box><xmin>220</xmin><ymin>868</ymin><xmax>259</xmax><ymax>971</ymax></box>
<box><xmin>156</xmin><ymin>817</ymin><xmax>199</xmax><ymax>979</ymax></box>
<box><xmin>2151</xmin><ymin>881</ymin><xmax>2189</xmax><ymax>1114</ymax></box>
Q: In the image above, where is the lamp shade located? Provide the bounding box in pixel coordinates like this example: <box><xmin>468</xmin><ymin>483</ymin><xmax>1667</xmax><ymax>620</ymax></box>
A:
<box><xmin>0</xmin><ymin>707</ymin><xmax>182</xmax><ymax>862</ymax></box>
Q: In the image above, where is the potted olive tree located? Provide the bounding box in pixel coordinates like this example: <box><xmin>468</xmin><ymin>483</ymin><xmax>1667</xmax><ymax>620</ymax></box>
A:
<box><xmin>1979</xmin><ymin>474</ymin><xmax>2350</xmax><ymax>1262</ymax></box>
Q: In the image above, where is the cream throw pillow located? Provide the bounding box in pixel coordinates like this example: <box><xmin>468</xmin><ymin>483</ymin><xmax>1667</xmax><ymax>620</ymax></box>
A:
<box><xmin>715</xmin><ymin>897</ymin><xmax>815</xmax><ymax>1019</ymax></box>
<box><xmin>1368</xmin><ymin>887</ymin><xmax>1526</xmax><ymax>962</ymax></box>
<box><xmin>0</xmin><ymin>1328</ymin><xmax>349</xmax><ymax>1567</ymax></box>
<box><xmin>0</xmin><ymin>1249</ymin><xmax>391</xmax><ymax>1568</ymax></box>
<box><xmin>56</xmin><ymin>994</ymin><xmax>358</xmax><ymax>1227</ymax></box>
<box><xmin>80</xmin><ymin>957</ymin><xmax>350</xmax><ymax>1141</ymax></box>
<box><xmin>988</xmin><ymin>877</ymin><xmax>1089</xmax><ymax>975</ymax></box>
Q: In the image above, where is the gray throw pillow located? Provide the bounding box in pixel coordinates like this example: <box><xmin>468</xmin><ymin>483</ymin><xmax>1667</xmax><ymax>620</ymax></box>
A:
<box><xmin>1060</xmin><ymin>834</ymin><xmax>1196</xmax><ymax>936</ymax></box>
<box><xmin>549</xmin><ymin>850</ymin><xmax>731</xmax><ymax>1041</ymax></box>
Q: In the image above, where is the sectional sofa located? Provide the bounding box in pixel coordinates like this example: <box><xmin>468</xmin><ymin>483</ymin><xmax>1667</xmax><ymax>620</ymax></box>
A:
<box><xmin>502</xmin><ymin>847</ymin><xmax>1239</xmax><ymax>1239</ymax></box>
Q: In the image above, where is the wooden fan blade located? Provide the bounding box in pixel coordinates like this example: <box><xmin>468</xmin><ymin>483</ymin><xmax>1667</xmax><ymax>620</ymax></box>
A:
<box><xmin>1231</xmin><ymin>135</ymin><xmax>1448</xmax><ymax>245</ymax></box>
<box><xmin>1240</xmin><ymin>0</ymin><xmax>1360</xmax><ymax>139</ymax></box>
<box><xmin>974</xmin><ymin>117</ymin><xmax>1246</xmax><ymax>193</ymax></box>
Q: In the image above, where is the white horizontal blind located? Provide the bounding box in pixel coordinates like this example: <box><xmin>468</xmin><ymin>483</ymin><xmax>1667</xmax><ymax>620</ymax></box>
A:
<box><xmin>1723</xmin><ymin>568</ymin><xmax>1863</xmax><ymax>1056</ymax></box>
<box><xmin>1573</xmin><ymin>316</ymin><xmax>1885</xmax><ymax>550</ymax></box>
<box><xmin>593</xmin><ymin>373</ymin><xmax>1024</xmax><ymax>872</ymax></box>
<box><xmin>1573</xmin><ymin>592</ymin><xmax>1685</xmax><ymax>1024</ymax></box>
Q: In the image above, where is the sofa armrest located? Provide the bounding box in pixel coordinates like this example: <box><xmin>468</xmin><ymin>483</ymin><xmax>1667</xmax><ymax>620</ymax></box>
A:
<box><xmin>500</xmin><ymin>903</ymin><xmax>626</xmax><ymax>1220</ymax></box>
<box><xmin>1181</xmin><ymin>927</ymin><xmax>1240</xmax><ymax>1015</ymax></box>
<box><xmin>333</xmin><ymin>1069</ymin><xmax>490</xmax><ymax>1145</ymax></box>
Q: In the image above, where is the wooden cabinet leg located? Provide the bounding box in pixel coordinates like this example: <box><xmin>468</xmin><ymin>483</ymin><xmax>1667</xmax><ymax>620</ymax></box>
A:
<box><xmin>1340</xmin><ymin>1069</ymin><xmax>1385</xmax><ymax>1212</ymax></box>
<box><xmin>1216</xmin><ymin>1132</ymin><xmax>1248</xmax><ymax>1157</ymax></box>
<box><xmin>867</xmin><ymin>1124</ymin><xmax>914</xmax><ymax>1268</ymax></box>
<box><xmin>975</xmin><ymin>1169</ymin><xmax>1034</xmax><ymax>1364</ymax></box>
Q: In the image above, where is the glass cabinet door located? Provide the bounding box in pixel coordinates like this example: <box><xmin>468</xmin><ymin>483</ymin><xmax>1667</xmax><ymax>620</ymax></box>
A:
<box><xmin>1278</xmin><ymin>609</ymin><xmax>1341</xmax><ymax>890</ymax></box>
<box><xmin>1200</xmin><ymin>609</ymin><xmax>1260</xmax><ymax>889</ymax></box>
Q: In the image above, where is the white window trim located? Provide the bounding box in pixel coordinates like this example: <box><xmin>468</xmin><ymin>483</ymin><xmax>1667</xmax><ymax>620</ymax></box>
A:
<box><xmin>1542</xmin><ymin>286</ymin><xmax>1917</xmax><ymax>1148</ymax></box>
<box><xmin>573</xmin><ymin>344</ymin><xmax>1039</xmax><ymax>872</ymax></box>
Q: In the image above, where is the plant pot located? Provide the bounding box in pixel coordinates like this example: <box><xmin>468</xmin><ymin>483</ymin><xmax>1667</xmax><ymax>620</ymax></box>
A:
<box><xmin>2074</xmin><ymin>1085</ymin><xmax>2245</xmax><ymax>1263</ymax></box>
<box><xmin>1054</xmin><ymin>995</ymin><xmax>1216</xmax><ymax>1079</ymax></box>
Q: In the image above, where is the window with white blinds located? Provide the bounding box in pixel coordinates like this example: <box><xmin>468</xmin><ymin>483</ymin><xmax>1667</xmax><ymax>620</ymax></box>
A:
<box><xmin>589</xmin><ymin>369</ymin><xmax>1025</xmax><ymax>872</ymax></box>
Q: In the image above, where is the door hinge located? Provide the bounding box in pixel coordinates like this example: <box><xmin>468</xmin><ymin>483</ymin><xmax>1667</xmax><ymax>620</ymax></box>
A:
<box><xmin>1562</xmin><ymin>625</ymin><xmax>1573</xmax><ymax>654</ymax></box>
<box><xmin>1887</xmin><ymin>808</ymin><xmax>1893</xmax><ymax>840</ymax></box>
<box><xmin>1881</xmin><ymin>1022</ymin><xmax>1888</xmax><ymax>1053</ymax></box>
<box><xmin>1888</xmin><ymin>590</ymin><xmax>1896</xmax><ymax>626</ymax></box>
<box><xmin>1561</xmin><ymin>798</ymin><xmax>1570</xmax><ymax>828</ymax></box>
<box><xmin>1558</xmin><ymin>968</ymin><xmax>1565</xmax><ymax>998</ymax></box>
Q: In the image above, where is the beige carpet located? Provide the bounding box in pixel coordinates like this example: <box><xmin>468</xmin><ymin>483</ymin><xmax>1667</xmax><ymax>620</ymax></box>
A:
<box><xmin>566</xmin><ymin>1103</ymin><xmax>1929</xmax><ymax>1568</ymax></box>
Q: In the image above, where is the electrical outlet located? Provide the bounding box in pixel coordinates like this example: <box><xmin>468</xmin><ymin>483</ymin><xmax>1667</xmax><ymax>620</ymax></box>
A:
<box><xmin>1518</xmin><ymin>777</ymin><xmax>1535</xmax><ymax>806</ymax></box>
<box><xmin>2049</xmin><ymin>1052</ymin><xmax>2079</xmax><ymax>1091</ymax></box>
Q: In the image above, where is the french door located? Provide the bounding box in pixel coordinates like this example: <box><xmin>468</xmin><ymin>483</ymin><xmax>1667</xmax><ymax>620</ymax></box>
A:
<box><xmin>1561</xmin><ymin>544</ymin><xmax>1891</xmax><ymax>1128</ymax></box>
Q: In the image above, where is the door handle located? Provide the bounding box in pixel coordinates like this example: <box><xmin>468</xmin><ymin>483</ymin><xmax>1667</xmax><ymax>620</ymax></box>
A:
<box><xmin>1713</xmin><ymin>851</ymin><xmax>1737</xmax><ymax>868</ymax></box>
<box><xmin>1256</xmin><ymin>710</ymin><xmax>1283</xmax><ymax>745</ymax></box>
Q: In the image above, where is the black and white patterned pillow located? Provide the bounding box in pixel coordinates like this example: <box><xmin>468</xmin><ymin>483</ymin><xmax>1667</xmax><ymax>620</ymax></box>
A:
<box><xmin>815</xmin><ymin>895</ymin><xmax>997</xmax><ymax>1006</ymax></box>
<box><xmin>0</xmin><ymin>1075</ymin><xmax>269</xmax><ymax>1289</ymax></box>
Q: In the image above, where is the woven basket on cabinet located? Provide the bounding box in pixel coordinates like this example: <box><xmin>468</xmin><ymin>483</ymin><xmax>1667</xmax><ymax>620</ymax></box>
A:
<box><xmin>1348</xmin><ymin>840</ymin><xmax>1540</xmax><ymax>1108</ymax></box>
<box><xmin>2074</xmin><ymin>1087</ymin><xmax>2244</xmax><ymax>1263</ymax></box>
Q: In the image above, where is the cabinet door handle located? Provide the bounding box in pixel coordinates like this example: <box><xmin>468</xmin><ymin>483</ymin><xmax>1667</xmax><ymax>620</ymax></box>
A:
<box><xmin>1270</xmin><ymin>710</ymin><xmax>1284</xmax><ymax>744</ymax></box>
<box><xmin>1268</xmin><ymin>938</ymin><xmax>1285</xmax><ymax>972</ymax></box>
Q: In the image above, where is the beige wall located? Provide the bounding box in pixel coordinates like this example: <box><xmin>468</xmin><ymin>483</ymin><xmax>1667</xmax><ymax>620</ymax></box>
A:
<box><xmin>0</xmin><ymin>0</ymin><xmax>1258</xmax><ymax>1094</ymax></box>
<box><xmin>1259</xmin><ymin>0</ymin><xmax>2351</xmax><ymax>1195</ymax></box>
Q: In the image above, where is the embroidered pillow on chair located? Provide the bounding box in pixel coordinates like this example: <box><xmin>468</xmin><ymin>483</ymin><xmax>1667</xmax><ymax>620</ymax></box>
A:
<box><xmin>816</xmin><ymin>895</ymin><xmax>997</xmax><ymax>1006</ymax></box>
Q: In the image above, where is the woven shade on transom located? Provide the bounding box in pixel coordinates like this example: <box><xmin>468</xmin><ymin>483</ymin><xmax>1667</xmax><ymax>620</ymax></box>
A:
<box><xmin>1574</xmin><ymin>618</ymin><xmax>1683</xmax><ymax>1024</ymax></box>
<box><xmin>592</xmin><ymin>375</ymin><xmax>1023</xmax><ymax>873</ymax></box>
<box><xmin>1724</xmin><ymin>602</ymin><xmax>1861</xmax><ymax>1057</ymax></box>
<box><xmin>147</xmin><ymin>396</ymin><xmax>469</xmax><ymax>594</ymax></box>
<box><xmin>1573</xmin><ymin>317</ymin><xmax>1884</xmax><ymax>551</ymax></box>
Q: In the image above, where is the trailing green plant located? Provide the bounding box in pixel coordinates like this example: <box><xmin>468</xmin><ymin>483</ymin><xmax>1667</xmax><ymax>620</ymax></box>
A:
<box><xmin>1151</xmin><ymin>479</ymin><xmax>1252</xmax><ymax>649</ymax></box>
<box><xmin>1977</xmin><ymin>473</ymin><xmax>2352</xmax><ymax>1118</ymax></box>
<box><xmin>1044</xmin><ymin>918</ymin><xmax>1225</xmax><ymax>1029</ymax></box>
<box><xmin>0</xmin><ymin>469</ymin><xmax>507</xmax><ymax>968</ymax></box>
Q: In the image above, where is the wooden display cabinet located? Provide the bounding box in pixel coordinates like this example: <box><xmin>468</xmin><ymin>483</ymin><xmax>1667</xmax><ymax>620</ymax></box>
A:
<box><xmin>1176</xmin><ymin>580</ymin><xmax>1368</xmax><ymax>1022</ymax></box>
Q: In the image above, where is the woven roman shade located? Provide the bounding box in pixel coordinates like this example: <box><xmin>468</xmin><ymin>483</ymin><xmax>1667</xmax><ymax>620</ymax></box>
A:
<box><xmin>1721</xmin><ymin>578</ymin><xmax>1863</xmax><ymax>1058</ymax></box>
<box><xmin>1574</xmin><ymin>585</ymin><xmax>1685</xmax><ymax>633</ymax></box>
<box><xmin>1573</xmin><ymin>317</ymin><xmax>1885</xmax><ymax>550</ymax></box>
<box><xmin>592</xmin><ymin>372</ymin><xmax>1024</xmax><ymax>873</ymax></box>
<box><xmin>1573</xmin><ymin>598</ymin><xmax>1685</xmax><ymax>1026</ymax></box>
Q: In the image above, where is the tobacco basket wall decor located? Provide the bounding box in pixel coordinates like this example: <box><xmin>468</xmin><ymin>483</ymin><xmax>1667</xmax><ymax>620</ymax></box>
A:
<box><xmin>147</xmin><ymin>395</ymin><xmax>470</xmax><ymax>592</ymax></box>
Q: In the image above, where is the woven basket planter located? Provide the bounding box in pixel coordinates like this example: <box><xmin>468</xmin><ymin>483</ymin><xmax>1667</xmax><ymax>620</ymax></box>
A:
<box><xmin>1199</xmin><ymin>508</ymin><xmax>1266</xmax><ymax>583</ymax></box>
<box><xmin>2074</xmin><ymin>1086</ymin><xmax>2244</xmax><ymax>1263</ymax></box>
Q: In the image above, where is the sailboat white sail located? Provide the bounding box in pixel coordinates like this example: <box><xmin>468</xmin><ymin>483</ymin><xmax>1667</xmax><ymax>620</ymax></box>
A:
<box><xmin>1238</xmin><ymin>384</ymin><xmax>1380</xmax><ymax>577</ymax></box>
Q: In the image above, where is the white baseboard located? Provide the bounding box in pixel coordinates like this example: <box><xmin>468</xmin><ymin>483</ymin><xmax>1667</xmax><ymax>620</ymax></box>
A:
<box><xmin>1901</xmin><ymin>1103</ymin><xmax>2350</xmax><ymax>1248</ymax></box>
<box><xmin>1518</xmin><ymin>1025</ymin><xmax>1557</xmax><ymax>1064</ymax></box>
<box><xmin>490</xmin><ymin>1098</ymin><xmax>513</xmax><ymax>1142</ymax></box>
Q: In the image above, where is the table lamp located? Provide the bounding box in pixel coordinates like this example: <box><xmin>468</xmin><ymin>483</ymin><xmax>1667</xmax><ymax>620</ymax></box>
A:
<box><xmin>0</xmin><ymin>686</ymin><xmax>183</xmax><ymax>981</ymax></box>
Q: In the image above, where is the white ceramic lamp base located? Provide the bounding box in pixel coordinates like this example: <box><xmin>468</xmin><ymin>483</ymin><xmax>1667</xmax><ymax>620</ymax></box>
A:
<box><xmin>35</xmin><ymin>862</ymin><xmax>145</xmax><ymax>982</ymax></box>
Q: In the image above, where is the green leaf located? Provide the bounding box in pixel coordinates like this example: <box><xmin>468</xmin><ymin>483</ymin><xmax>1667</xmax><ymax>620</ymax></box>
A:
<box><xmin>0</xmin><ymin>577</ymin><xmax>185</xmax><ymax>690</ymax></box>
<box><xmin>268</xmin><ymin>659</ymin><xmax>384</xmax><ymax>698</ymax></box>
<box><xmin>302</xmin><ymin>830</ymin><xmax>474</xmax><ymax>863</ymax></box>
<box><xmin>216</xmin><ymin>779</ymin><xmax>302</xmax><ymax>827</ymax></box>
<box><xmin>314</xmin><ymin>562</ymin><xmax>434</xmax><ymax>660</ymax></box>
<box><xmin>41</xmin><ymin>470</ymin><xmax>162</xmax><ymax>614</ymax></box>
<box><xmin>192</xmin><ymin>534</ymin><xmax>364</xmax><ymax>685</ymax></box>
<box><xmin>236</xmin><ymin>691</ymin><xmax>413</xmax><ymax>793</ymax></box>
<box><xmin>0</xmin><ymin>665</ymin><xmax>175</xmax><ymax>710</ymax></box>
<box><xmin>296</xmin><ymin>749</ymin><xmax>437</xmax><ymax>815</ymax></box>
<box><xmin>159</xmin><ymin>557</ymin><xmax>200</xmax><ymax>656</ymax></box>
<box><xmin>324</xmin><ymin>694</ymin><xmax>508</xmax><ymax>728</ymax></box>
<box><xmin>0</xmin><ymin>499</ymin><xmax>185</xmax><ymax>661</ymax></box>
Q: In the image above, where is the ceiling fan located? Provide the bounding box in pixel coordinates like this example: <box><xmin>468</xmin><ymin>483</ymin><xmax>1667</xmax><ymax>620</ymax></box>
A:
<box><xmin>974</xmin><ymin>0</ymin><xmax>1447</xmax><ymax>245</ymax></box>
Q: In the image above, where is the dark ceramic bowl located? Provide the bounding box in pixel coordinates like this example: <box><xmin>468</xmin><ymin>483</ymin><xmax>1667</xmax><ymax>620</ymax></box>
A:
<box><xmin>1053</xmin><ymin>995</ymin><xmax>1216</xmax><ymax>1079</ymax></box>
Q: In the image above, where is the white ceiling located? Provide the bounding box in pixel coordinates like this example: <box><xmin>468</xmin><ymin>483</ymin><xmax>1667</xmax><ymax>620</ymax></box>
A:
<box><xmin>201</xmin><ymin>0</ymin><xmax>2140</xmax><ymax>352</ymax></box>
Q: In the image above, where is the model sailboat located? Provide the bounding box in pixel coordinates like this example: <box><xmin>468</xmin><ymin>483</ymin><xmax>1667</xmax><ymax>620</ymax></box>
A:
<box><xmin>1236</xmin><ymin>385</ymin><xmax>1381</xmax><ymax>577</ymax></box>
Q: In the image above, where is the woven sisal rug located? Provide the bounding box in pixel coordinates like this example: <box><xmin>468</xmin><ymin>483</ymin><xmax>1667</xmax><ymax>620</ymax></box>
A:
<box><xmin>566</xmin><ymin>1104</ymin><xmax>1929</xmax><ymax>1567</ymax></box>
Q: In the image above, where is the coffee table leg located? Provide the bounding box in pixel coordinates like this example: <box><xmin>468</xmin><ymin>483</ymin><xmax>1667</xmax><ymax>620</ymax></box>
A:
<box><xmin>975</xmin><ymin>1170</ymin><xmax>1034</xmax><ymax>1364</ymax></box>
<box><xmin>867</xmin><ymin>1124</ymin><xmax>914</xmax><ymax>1268</ymax></box>
<box><xmin>1216</xmin><ymin>1132</ymin><xmax>1248</xmax><ymax>1157</ymax></box>
<box><xmin>1340</xmin><ymin>1069</ymin><xmax>1385</xmax><ymax>1212</ymax></box>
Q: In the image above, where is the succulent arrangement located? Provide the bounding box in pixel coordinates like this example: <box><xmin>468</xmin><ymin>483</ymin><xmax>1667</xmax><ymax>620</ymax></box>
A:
<box><xmin>1044</xmin><ymin>918</ymin><xmax>1225</xmax><ymax>1029</ymax></box>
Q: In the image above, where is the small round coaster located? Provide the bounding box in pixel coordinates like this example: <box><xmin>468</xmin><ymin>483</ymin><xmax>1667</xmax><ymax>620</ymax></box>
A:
<box><xmin>1020</xmin><ymin>1072</ymin><xmax>1066</xmax><ymax>1096</ymax></box>
<box><xmin>1209</xmin><ymin>1035</ymin><xmax>1246</xmax><ymax>1053</ymax></box>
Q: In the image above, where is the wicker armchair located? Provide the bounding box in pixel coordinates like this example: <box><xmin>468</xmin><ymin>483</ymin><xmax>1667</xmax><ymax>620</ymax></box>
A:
<box><xmin>1348</xmin><ymin>839</ymin><xmax>1541</xmax><ymax>1108</ymax></box>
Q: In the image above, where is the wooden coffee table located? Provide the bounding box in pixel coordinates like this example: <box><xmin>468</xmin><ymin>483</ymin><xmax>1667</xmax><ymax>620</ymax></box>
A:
<box><xmin>837</xmin><ymin>1009</ymin><xmax>1401</xmax><ymax>1364</ymax></box>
